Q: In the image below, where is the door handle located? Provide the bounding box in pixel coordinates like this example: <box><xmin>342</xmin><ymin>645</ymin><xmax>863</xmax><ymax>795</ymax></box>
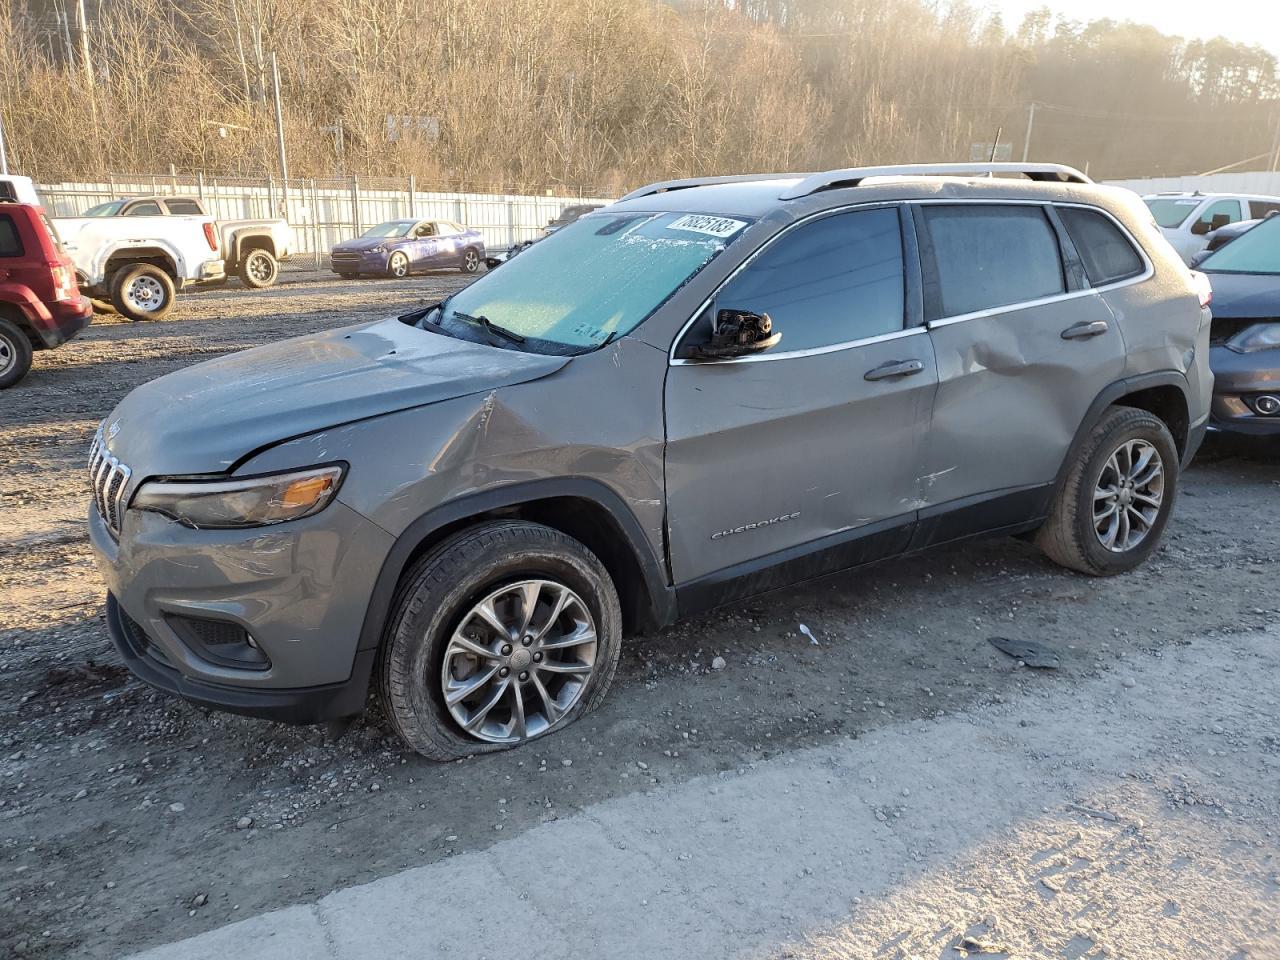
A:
<box><xmin>864</xmin><ymin>359</ymin><xmax>925</xmax><ymax>381</ymax></box>
<box><xmin>1061</xmin><ymin>320</ymin><xmax>1109</xmax><ymax>340</ymax></box>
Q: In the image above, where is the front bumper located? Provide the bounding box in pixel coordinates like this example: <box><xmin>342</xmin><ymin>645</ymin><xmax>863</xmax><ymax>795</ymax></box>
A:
<box><xmin>1208</xmin><ymin>345</ymin><xmax>1280</xmax><ymax>436</ymax></box>
<box><xmin>330</xmin><ymin>250</ymin><xmax>385</xmax><ymax>274</ymax></box>
<box><xmin>108</xmin><ymin>593</ymin><xmax>375</xmax><ymax>723</ymax></box>
<box><xmin>90</xmin><ymin>496</ymin><xmax>395</xmax><ymax>723</ymax></box>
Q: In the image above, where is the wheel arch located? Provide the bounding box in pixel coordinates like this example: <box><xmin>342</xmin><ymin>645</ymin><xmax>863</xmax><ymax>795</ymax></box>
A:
<box><xmin>1054</xmin><ymin>371</ymin><xmax>1192</xmax><ymax>496</ymax></box>
<box><xmin>355</xmin><ymin>479</ymin><xmax>675</xmax><ymax>657</ymax></box>
<box><xmin>228</xmin><ymin>231</ymin><xmax>277</xmax><ymax>267</ymax></box>
<box><xmin>104</xmin><ymin>247</ymin><xmax>180</xmax><ymax>284</ymax></box>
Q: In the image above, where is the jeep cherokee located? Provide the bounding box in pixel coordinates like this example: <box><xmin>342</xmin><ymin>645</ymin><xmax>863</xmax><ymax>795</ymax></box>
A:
<box><xmin>88</xmin><ymin>162</ymin><xmax>1212</xmax><ymax>758</ymax></box>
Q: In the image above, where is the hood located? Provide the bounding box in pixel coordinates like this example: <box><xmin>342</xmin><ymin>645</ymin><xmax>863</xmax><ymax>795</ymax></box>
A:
<box><xmin>103</xmin><ymin>317</ymin><xmax>569</xmax><ymax>475</ymax></box>
<box><xmin>333</xmin><ymin>237</ymin><xmax>400</xmax><ymax>253</ymax></box>
<box><xmin>1202</xmin><ymin>272</ymin><xmax>1280</xmax><ymax>318</ymax></box>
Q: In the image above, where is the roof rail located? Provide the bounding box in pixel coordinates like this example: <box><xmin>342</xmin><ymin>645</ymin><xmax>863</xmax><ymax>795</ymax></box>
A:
<box><xmin>777</xmin><ymin>162</ymin><xmax>1092</xmax><ymax>200</ymax></box>
<box><xmin>618</xmin><ymin>173</ymin><xmax>807</xmax><ymax>203</ymax></box>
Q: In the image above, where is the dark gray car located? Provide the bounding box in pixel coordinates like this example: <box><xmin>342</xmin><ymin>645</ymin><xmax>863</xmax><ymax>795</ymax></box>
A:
<box><xmin>88</xmin><ymin>163</ymin><xmax>1212</xmax><ymax>758</ymax></box>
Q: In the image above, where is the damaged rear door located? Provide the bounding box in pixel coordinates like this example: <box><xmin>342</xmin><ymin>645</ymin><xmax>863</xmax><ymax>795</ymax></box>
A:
<box><xmin>664</xmin><ymin>205</ymin><xmax>938</xmax><ymax>599</ymax></box>
<box><xmin>911</xmin><ymin>201</ymin><xmax>1127</xmax><ymax>538</ymax></box>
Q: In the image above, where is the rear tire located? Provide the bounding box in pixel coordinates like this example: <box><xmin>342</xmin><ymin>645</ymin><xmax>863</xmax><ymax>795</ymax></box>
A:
<box><xmin>110</xmin><ymin>264</ymin><xmax>175</xmax><ymax>321</ymax></box>
<box><xmin>0</xmin><ymin>316</ymin><xmax>34</xmax><ymax>389</ymax></box>
<box><xmin>376</xmin><ymin>520</ymin><xmax>622</xmax><ymax>760</ymax></box>
<box><xmin>238</xmin><ymin>249</ymin><xmax>279</xmax><ymax>289</ymax></box>
<box><xmin>459</xmin><ymin>247</ymin><xmax>481</xmax><ymax>273</ymax></box>
<box><xmin>1037</xmin><ymin>405</ymin><xmax>1178</xmax><ymax>575</ymax></box>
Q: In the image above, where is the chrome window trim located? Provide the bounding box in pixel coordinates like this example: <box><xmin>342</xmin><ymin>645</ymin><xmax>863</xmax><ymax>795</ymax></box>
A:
<box><xmin>669</xmin><ymin>326</ymin><xmax>926</xmax><ymax>366</ymax></box>
<box><xmin>667</xmin><ymin>201</ymin><xmax>909</xmax><ymax>366</ymax></box>
<box><xmin>667</xmin><ymin>197</ymin><xmax>1155</xmax><ymax>364</ymax></box>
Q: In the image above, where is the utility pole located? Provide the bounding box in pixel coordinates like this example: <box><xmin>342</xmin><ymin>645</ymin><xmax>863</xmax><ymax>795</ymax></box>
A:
<box><xmin>1269</xmin><ymin>113</ymin><xmax>1280</xmax><ymax>173</ymax></box>
<box><xmin>1022</xmin><ymin>102</ymin><xmax>1037</xmax><ymax>163</ymax></box>
<box><xmin>270</xmin><ymin>51</ymin><xmax>289</xmax><ymax>182</ymax></box>
<box><xmin>74</xmin><ymin>0</ymin><xmax>94</xmax><ymax>87</ymax></box>
<box><xmin>271</xmin><ymin>51</ymin><xmax>289</xmax><ymax>219</ymax></box>
<box><xmin>230</xmin><ymin>0</ymin><xmax>252</xmax><ymax>103</ymax></box>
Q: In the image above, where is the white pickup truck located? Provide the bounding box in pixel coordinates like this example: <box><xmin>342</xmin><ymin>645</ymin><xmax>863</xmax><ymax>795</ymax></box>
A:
<box><xmin>54</xmin><ymin>196</ymin><xmax>293</xmax><ymax>320</ymax></box>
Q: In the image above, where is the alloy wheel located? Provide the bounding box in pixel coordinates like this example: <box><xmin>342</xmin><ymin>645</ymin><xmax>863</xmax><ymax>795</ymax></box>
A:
<box><xmin>390</xmin><ymin>253</ymin><xmax>409</xmax><ymax>278</ymax></box>
<box><xmin>247</xmin><ymin>252</ymin><xmax>273</xmax><ymax>282</ymax></box>
<box><xmin>440</xmin><ymin>579</ymin><xmax>597</xmax><ymax>744</ymax></box>
<box><xmin>0</xmin><ymin>334</ymin><xmax>14</xmax><ymax>377</ymax></box>
<box><xmin>1093</xmin><ymin>438</ymin><xmax>1164</xmax><ymax>552</ymax></box>
<box><xmin>463</xmin><ymin>249</ymin><xmax>479</xmax><ymax>272</ymax></box>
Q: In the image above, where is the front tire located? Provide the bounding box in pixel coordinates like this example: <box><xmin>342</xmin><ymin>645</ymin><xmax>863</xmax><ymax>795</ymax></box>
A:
<box><xmin>109</xmin><ymin>264</ymin><xmax>175</xmax><ymax>321</ymax></box>
<box><xmin>0</xmin><ymin>317</ymin><xmax>34</xmax><ymax>389</ymax></box>
<box><xmin>377</xmin><ymin>520</ymin><xmax>622</xmax><ymax>760</ymax></box>
<box><xmin>1037</xmin><ymin>405</ymin><xmax>1178</xmax><ymax>575</ymax></box>
<box><xmin>238</xmin><ymin>249</ymin><xmax>279</xmax><ymax>289</ymax></box>
<box><xmin>387</xmin><ymin>252</ymin><xmax>410</xmax><ymax>279</ymax></box>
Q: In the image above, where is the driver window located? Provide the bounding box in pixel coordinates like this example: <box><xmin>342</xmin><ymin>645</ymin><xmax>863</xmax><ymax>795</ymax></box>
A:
<box><xmin>415</xmin><ymin>223</ymin><xmax>435</xmax><ymax>238</ymax></box>
<box><xmin>707</xmin><ymin>207</ymin><xmax>905</xmax><ymax>353</ymax></box>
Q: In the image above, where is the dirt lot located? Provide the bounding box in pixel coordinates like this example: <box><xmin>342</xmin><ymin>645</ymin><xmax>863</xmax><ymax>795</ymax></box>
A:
<box><xmin>1</xmin><ymin>274</ymin><xmax>1278</xmax><ymax>958</ymax></box>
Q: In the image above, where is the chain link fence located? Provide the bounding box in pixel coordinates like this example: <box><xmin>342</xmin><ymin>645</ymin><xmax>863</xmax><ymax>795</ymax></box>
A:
<box><xmin>36</xmin><ymin>173</ymin><xmax>616</xmax><ymax>267</ymax></box>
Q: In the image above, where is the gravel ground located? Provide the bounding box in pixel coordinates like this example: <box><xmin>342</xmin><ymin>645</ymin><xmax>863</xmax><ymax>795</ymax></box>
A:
<box><xmin>1</xmin><ymin>273</ymin><xmax>1278</xmax><ymax>958</ymax></box>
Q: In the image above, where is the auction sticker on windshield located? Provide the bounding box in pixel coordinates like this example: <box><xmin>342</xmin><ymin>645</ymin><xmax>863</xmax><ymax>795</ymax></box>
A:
<box><xmin>667</xmin><ymin>215</ymin><xmax>748</xmax><ymax>238</ymax></box>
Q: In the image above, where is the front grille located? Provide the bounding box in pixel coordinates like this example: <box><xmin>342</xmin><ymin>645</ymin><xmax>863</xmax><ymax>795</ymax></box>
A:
<box><xmin>88</xmin><ymin>430</ymin><xmax>133</xmax><ymax>539</ymax></box>
<box><xmin>331</xmin><ymin>253</ymin><xmax>363</xmax><ymax>265</ymax></box>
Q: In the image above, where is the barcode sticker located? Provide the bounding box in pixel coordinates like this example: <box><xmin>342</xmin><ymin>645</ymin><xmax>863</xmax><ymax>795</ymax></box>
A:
<box><xmin>667</xmin><ymin>215</ymin><xmax>748</xmax><ymax>238</ymax></box>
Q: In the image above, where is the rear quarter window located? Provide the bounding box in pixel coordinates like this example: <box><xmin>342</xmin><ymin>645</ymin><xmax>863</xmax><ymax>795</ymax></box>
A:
<box><xmin>1056</xmin><ymin>207</ymin><xmax>1145</xmax><ymax>285</ymax></box>
<box><xmin>920</xmin><ymin>205</ymin><xmax>1065</xmax><ymax>319</ymax></box>
<box><xmin>0</xmin><ymin>214</ymin><xmax>23</xmax><ymax>257</ymax></box>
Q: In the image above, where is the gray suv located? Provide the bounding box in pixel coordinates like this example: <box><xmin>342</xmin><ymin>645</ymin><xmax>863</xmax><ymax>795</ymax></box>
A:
<box><xmin>88</xmin><ymin>163</ymin><xmax>1212</xmax><ymax>758</ymax></box>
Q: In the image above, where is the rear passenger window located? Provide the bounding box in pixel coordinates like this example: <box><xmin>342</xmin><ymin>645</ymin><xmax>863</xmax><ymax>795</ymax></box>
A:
<box><xmin>1250</xmin><ymin>201</ymin><xmax>1280</xmax><ymax>219</ymax></box>
<box><xmin>165</xmin><ymin>199</ymin><xmax>203</xmax><ymax>215</ymax></box>
<box><xmin>921</xmin><ymin>205</ymin><xmax>1064</xmax><ymax>319</ymax></box>
<box><xmin>713</xmin><ymin>206</ymin><xmax>905</xmax><ymax>351</ymax></box>
<box><xmin>1057</xmin><ymin>207</ymin><xmax>1144</xmax><ymax>285</ymax></box>
<box><xmin>0</xmin><ymin>215</ymin><xmax>22</xmax><ymax>257</ymax></box>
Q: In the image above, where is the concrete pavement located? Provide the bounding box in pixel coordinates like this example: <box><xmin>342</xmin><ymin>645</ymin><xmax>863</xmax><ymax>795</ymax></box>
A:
<box><xmin>125</xmin><ymin>628</ymin><xmax>1280</xmax><ymax>960</ymax></box>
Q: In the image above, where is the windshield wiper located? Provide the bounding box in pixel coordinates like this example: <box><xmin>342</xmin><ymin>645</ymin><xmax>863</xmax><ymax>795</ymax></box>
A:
<box><xmin>452</xmin><ymin>310</ymin><xmax>526</xmax><ymax>344</ymax></box>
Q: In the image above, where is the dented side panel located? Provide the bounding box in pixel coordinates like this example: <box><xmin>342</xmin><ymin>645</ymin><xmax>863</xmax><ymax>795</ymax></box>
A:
<box><xmin>242</xmin><ymin>337</ymin><xmax>671</xmax><ymax>572</ymax></box>
<box><xmin>662</xmin><ymin>334</ymin><xmax>938</xmax><ymax>583</ymax></box>
<box><xmin>921</xmin><ymin>290</ymin><xmax>1126</xmax><ymax>507</ymax></box>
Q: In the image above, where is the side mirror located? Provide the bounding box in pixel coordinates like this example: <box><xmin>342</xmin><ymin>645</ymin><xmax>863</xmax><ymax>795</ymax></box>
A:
<box><xmin>692</xmin><ymin>309</ymin><xmax>781</xmax><ymax>360</ymax></box>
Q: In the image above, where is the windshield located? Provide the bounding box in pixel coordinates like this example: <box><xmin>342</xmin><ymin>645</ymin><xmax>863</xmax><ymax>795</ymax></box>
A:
<box><xmin>363</xmin><ymin>221</ymin><xmax>414</xmax><ymax>238</ymax></box>
<box><xmin>1144</xmin><ymin>198</ymin><xmax>1201</xmax><ymax>228</ymax></box>
<box><xmin>84</xmin><ymin>200</ymin><xmax>126</xmax><ymax>217</ymax></box>
<box><xmin>1197</xmin><ymin>216</ymin><xmax>1280</xmax><ymax>275</ymax></box>
<box><xmin>436</xmin><ymin>211</ymin><xmax>752</xmax><ymax>353</ymax></box>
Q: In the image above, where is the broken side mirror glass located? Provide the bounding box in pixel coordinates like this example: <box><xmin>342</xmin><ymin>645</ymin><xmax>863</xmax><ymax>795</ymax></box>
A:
<box><xmin>692</xmin><ymin>308</ymin><xmax>782</xmax><ymax>360</ymax></box>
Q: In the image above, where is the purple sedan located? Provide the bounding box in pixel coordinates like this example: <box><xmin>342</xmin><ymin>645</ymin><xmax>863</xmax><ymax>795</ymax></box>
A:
<box><xmin>331</xmin><ymin>219</ymin><xmax>486</xmax><ymax>279</ymax></box>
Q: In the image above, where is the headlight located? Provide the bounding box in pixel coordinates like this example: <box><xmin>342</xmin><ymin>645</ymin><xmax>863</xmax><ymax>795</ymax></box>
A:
<box><xmin>372</xmin><ymin>245</ymin><xmax>386</xmax><ymax>254</ymax></box>
<box><xmin>132</xmin><ymin>465</ymin><xmax>345</xmax><ymax>529</ymax></box>
<box><xmin>1226</xmin><ymin>322</ymin><xmax>1280</xmax><ymax>353</ymax></box>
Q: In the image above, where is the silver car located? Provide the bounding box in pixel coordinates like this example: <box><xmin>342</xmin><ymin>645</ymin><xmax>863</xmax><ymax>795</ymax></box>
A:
<box><xmin>89</xmin><ymin>163</ymin><xmax>1213</xmax><ymax>758</ymax></box>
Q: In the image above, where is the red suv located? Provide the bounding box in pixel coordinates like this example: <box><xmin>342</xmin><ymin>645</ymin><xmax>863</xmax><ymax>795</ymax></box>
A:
<box><xmin>0</xmin><ymin>202</ymin><xmax>92</xmax><ymax>388</ymax></box>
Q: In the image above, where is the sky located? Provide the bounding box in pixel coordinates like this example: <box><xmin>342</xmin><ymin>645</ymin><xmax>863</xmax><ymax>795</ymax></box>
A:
<box><xmin>980</xmin><ymin>0</ymin><xmax>1280</xmax><ymax>57</ymax></box>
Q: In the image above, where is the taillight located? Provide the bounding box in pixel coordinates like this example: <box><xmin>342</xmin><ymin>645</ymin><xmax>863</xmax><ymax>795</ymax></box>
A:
<box><xmin>1190</xmin><ymin>270</ymin><xmax>1212</xmax><ymax>308</ymax></box>
<box><xmin>52</xmin><ymin>264</ymin><xmax>76</xmax><ymax>302</ymax></box>
<box><xmin>203</xmin><ymin>222</ymin><xmax>219</xmax><ymax>252</ymax></box>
